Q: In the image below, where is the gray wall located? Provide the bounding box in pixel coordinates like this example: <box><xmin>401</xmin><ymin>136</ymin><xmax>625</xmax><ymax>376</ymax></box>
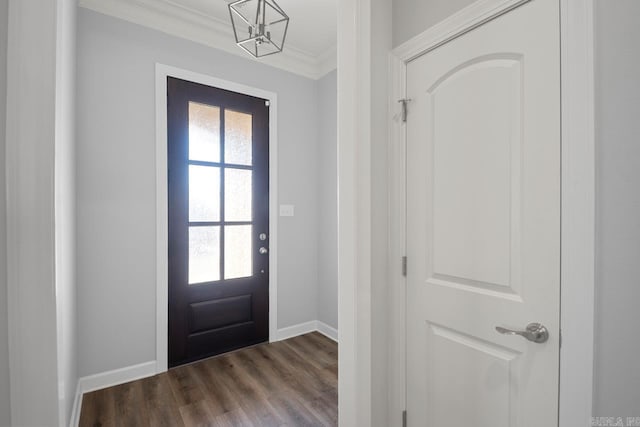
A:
<box><xmin>0</xmin><ymin>0</ymin><xmax>9</xmax><ymax>424</ymax></box>
<box><xmin>593</xmin><ymin>0</ymin><xmax>640</xmax><ymax>418</ymax></box>
<box><xmin>392</xmin><ymin>0</ymin><xmax>475</xmax><ymax>47</ymax></box>
<box><xmin>317</xmin><ymin>70</ymin><xmax>338</xmax><ymax>330</ymax></box>
<box><xmin>76</xmin><ymin>9</ymin><xmax>334</xmax><ymax>376</ymax></box>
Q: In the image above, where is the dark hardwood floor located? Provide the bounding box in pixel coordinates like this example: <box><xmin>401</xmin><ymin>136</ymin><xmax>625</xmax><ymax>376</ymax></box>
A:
<box><xmin>79</xmin><ymin>332</ymin><xmax>338</xmax><ymax>427</ymax></box>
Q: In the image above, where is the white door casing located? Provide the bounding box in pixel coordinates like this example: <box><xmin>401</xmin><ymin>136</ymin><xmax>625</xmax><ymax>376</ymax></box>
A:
<box><xmin>405</xmin><ymin>0</ymin><xmax>560</xmax><ymax>425</ymax></box>
<box><xmin>155</xmin><ymin>64</ymin><xmax>279</xmax><ymax>373</ymax></box>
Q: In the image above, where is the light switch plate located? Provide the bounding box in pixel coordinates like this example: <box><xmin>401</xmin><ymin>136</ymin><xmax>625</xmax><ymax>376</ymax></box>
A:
<box><xmin>279</xmin><ymin>204</ymin><xmax>295</xmax><ymax>217</ymax></box>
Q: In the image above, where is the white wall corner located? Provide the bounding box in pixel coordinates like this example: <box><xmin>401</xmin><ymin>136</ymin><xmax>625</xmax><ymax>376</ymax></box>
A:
<box><xmin>338</xmin><ymin>0</ymin><xmax>374</xmax><ymax>424</ymax></box>
<box><xmin>316</xmin><ymin>46</ymin><xmax>338</xmax><ymax>79</ymax></box>
<box><xmin>316</xmin><ymin>321</ymin><xmax>339</xmax><ymax>342</ymax></box>
<box><xmin>558</xmin><ymin>0</ymin><xmax>596</xmax><ymax>425</ymax></box>
<box><xmin>69</xmin><ymin>361</ymin><xmax>156</xmax><ymax>427</ymax></box>
<box><xmin>69</xmin><ymin>383</ymin><xmax>83</xmax><ymax>427</ymax></box>
<box><xmin>79</xmin><ymin>361</ymin><xmax>157</xmax><ymax>395</ymax></box>
<box><xmin>387</xmin><ymin>51</ymin><xmax>407</xmax><ymax>427</ymax></box>
<box><xmin>276</xmin><ymin>321</ymin><xmax>318</xmax><ymax>341</ymax></box>
<box><xmin>6</xmin><ymin>0</ymin><xmax>62</xmax><ymax>424</ymax></box>
<box><xmin>277</xmin><ymin>320</ymin><xmax>339</xmax><ymax>342</ymax></box>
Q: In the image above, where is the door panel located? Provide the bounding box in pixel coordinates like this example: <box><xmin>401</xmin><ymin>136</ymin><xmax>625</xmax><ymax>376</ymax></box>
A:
<box><xmin>406</xmin><ymin>0</ymin><xmax>560</xmax><ymax>425</ymax></box>
<box><xmin>424</xmin><ymin>324</ymin><xmax>520</xmax><ymax>427</ymax></box>
<box><xmin>430</xmin><ymin>56</ymin><xmax>521</xmax><ymax>293</ymax></box>
<box><xmin>168</xmin><ymin>77</ymin><xmax>269</xmax><ymax>367</ymax></box>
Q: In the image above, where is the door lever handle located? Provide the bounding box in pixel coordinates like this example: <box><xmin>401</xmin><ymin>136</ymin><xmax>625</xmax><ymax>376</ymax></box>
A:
<box><xmin>495</xmin><ymin>322</ymin><xmax>549</xmax><ymax>344</ymax></box>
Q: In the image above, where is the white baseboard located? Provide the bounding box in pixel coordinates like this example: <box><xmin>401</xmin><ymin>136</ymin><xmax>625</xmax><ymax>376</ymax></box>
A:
<box><xmin>316</xmin><ymin>321</ymin><xmax>339</xmax><ymax>342</ymax></box>
<box><xmin>69</xmin><ymin>360</ymin><xmax>157</xmax><ymax>427</ymax></box>
<box><xmin>275</xmin><ymin>320</ymin><xmax>318</xmax><ymax>341</ymax></box>
<box><xmin>276</xmin><ymin>320</ymin><xmax>339</xmax><ymax>342</ymax></box>
<box><xmin>78</xmin><ymin>360</ymin><xmax>157</xmax><ymax>394</ymax></box>
<box><xmin>70</xmin><ymin>321</ymin><xmax>339</xmax><ymax>426</ymax></box>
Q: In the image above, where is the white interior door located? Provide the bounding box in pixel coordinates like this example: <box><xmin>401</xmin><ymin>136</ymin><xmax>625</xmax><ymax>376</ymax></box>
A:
<box><xmin>405</xmin><ymin>0</ymin><xmax>560</xmax><ymax>425</ymax></box>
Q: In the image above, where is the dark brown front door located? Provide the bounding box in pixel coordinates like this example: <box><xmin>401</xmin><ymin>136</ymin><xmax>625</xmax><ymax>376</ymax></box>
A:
<box><xmin>167</xmin><ymin>77</ymin><xmax>269</xmax><ymax>367</ymax></box>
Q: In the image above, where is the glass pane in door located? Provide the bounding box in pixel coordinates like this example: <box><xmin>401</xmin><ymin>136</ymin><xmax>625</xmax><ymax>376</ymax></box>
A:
<box><xmin>224</xmin><ymin>225</ymin><xmax>253</xmax><ymax>279</ymax></box>
<box><xmin>224</xmin><ymin>110</ymin><xmax>252</xmax><ymax>165</ymax></box>
<box><xmin>189</xmin><ymin>102</ymin><xmax>220</xmax><ymax>163</ymax></box>
<box><xmin>189</xmin><ymin>226</ymin><xmax>220</xmax><ymax>284</ymax></box>
<box><xmin>189</xmin><ymin>165</ymin><xmax>220</xmax><ymax>222</ymax></box>
<box><xmin>224</xmin><ymin>168</ymin><xmax>252</xmax><ymax>222</ymax></box>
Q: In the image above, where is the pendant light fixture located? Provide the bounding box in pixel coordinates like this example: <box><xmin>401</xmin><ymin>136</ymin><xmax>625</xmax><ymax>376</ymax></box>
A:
<box><xmin>228</xmin><ymin>0</ymin><xmax>290</xmax><ymax>58</ymax></box>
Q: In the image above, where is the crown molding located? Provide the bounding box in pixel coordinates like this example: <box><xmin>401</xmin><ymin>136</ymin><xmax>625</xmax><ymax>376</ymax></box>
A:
<box><xmin>79</xmin><ymin>0</ymin><xmax>336</xmax><ymax>80</ymax></box>
<box><xmin>317</xmin><ymin>45</ymin><xmax>338</xmax><ymax>78</ymax></box>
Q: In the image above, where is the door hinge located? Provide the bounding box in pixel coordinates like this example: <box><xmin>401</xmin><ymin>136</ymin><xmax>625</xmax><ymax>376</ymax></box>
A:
<box><xmin>402</xmin><ymin>256</ymin><xmax>407</xmax><ymax>277</ymax></box>
<box><xmin>402</xmin><ymin>410</ymin><xmax>407</xmax><ymax>427</ymax></box>
<box><xmin>265</xmin><ymin>100</ymin><xmax>270</xmax><ymax>107</ymax></box>
<box><xmin>398</xmin><ymin>99</ymin><xmax>411</xmax><ymax>123</ymax></box>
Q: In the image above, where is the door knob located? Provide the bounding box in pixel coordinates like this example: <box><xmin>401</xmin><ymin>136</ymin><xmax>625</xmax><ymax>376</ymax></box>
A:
<box><xmin>495</xmin><ymin>323</ymin><xmax>549</xmax><ymax>343</ymax></box>
<box><xmin>259</xmin><ymin>247</ymin><xmax>268</xmax><ymax>255</ymax></box>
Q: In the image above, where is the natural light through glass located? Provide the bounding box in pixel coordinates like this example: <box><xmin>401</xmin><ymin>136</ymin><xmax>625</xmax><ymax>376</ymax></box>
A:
<box><xmin>189</xmin><ymin>102</ymin><xmax>220</xmax><ymax>163</ymax></box>
<box><xmin>189</xmin><ymin>226</ymin><xmax>220</xmax><ymax>284</ymax></box>
<box><xmin>189</xmin><ymin>165</ymin><xmax>220</xmax><ymax>222</ymax></box>
<box><xmin>225</xmin><ymin>168</ymin><xmax>252</xmax><ymax>222</ymax></box>
<box><xmin>225</xmin><ymin>110</ymin><xmax>252</xmax><ymax>165</ymax></box>
<box><xmin>224</xmin><ymin>225</ymin><xmax>252</xmax><ymax>280</ymax></box>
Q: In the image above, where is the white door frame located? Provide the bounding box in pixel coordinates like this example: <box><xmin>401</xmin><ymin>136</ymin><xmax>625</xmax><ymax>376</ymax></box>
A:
<box><xmin>154</xmin><ymin>63</ymin><xmax>279</xmax><ymax>373</ymax></box>
<box><xmin>385</xmin><ymin>0</ymin><xmax>595</xmax><ymax>426</ymax></box>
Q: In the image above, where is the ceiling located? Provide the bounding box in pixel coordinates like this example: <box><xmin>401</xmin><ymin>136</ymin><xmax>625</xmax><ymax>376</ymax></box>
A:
<box><xmin>179</xmin><ymin>0</ymin><xmax>337</xmax><ymax>58</ymax></box>
<box><xmin>79</xmin><ymin>0</ymin><xmax>338</xmax><ymax>79</ymax></box>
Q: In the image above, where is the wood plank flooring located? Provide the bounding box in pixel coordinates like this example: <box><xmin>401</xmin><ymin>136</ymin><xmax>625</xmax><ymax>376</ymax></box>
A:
<box><xmin>79</xmin><ymin>332</ymin><xmax>338</xmax><ymax>427</ymax></box>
